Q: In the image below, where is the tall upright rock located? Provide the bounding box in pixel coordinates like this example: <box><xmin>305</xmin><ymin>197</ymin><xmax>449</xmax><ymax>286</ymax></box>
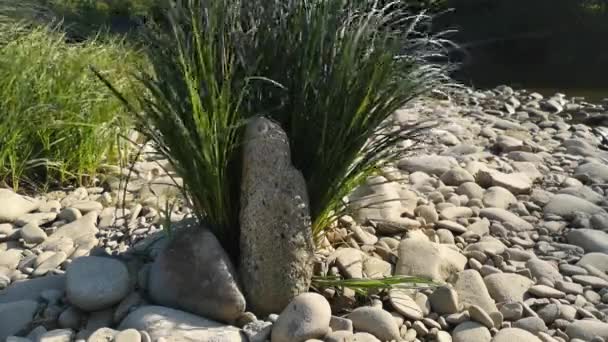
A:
<box><xmin>239</xmin><ymin>116</ymin><xmax>315</xmax><ymax>316</ymax></box>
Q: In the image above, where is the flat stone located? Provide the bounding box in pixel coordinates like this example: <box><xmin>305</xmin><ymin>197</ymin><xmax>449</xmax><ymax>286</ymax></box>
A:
<box><xmin>555</xmin><ymin>280</ymin><xmax>584</xmax><ymax>295</ymax></box>
<box><xmin>484</xmin><ymin>273</ymin><xmax>534</xmax><ymax>303</ymax></box>
<box><xmin>398</xmin><ymin>155</ymin><xmax>459</xmax><ymax>176</ymax></box>
<box><xmin>37</xmin><ymin>212</ymin><xmax>98</xmax><ymax>258</ymax></box>
<box><xmin>114</xmin><ymin>329</ymin><xmax>141</xmax><ymax>342</ymax></box>
<box><xmin>70</xmin><ymin>201</ymin><xmax>103</xmax><ymax>213</ymax></box>
<box><xmin>528</xmin><ymin>285</ymin><xmax>566</xmax><ymax>298</ymax></box>
<box><xmin>477</xmin><ymin>170</ymin><xmax>532</xmax><ymax>195</ymax></box>
<box><xmin>119</xmin><ymin>306</ymin><xmax>246</xmax><ymax>341</ymax></box>
<box><xmin>38</xmin><ymin>329</ymin><xmax>74</xmax><ymax>342</ymax></box>
<box><xmin>513</xmin><ymin>316</ymin><xmax>548</xmax><ymax>334</ymax></box>
<box><xmin>451</xmin><ymin>321</ymin><xmax>491</xmax><ymax>342</ymax></box>
<box><xmin>526</xmin><ymin>258</ymin><xmax>562</xmax><ymax>285</ymax></box>
<box><xmin>396</xmin><ymin>239</ymin><xmax>467</xmax><ymax>282</ymax></box>
<box><xmin>559</xmin><ymin>186</ymin><xmax>604</xmax><ymax>204</ymax></box>
<box><xmin>0</xmin><ymin>190</ymin><xmax>39</xmax><ymax>223</ymax></box>
<box><xmin>440</xmin><ymin>167</ymin><xmax>475</xmax><ymax>186</ymax></box>
<box><xmin>388</xmin><ymin>289</ymin><xmax>424</xmax><ymax>320</ymax></box>
<box><xmin>544</xmin><ymin>194</ymin><xmax>605</xmax><ymax>220</ymax></box>
<box><xmin>500</xmin><ymin>302</ymin><xmax>523</xmax><ymax>321</ymax></box>
<box><xmin>0</xmin><ymin>274</ymin><xmax>65</xmax><ymax>304</ymax></box>
<box><xmin>348</xmin><ymin>306</ymin><xmax>401</xmax><ymax>341</ymax></box>
<box><xmin>14</xmin><ymin>212</ymin><xmax>57</xmax><ymax>227</ymax></box>
<box><xmin>332</xmin><ymin>248</ymin><xmax>364</xmax><ymax>279</ymax></box>
<box><xmin>568</xmin><ymin>229</ymin><xmax>608</xmax><ymax>254</ymax></box>
<box><xmin>452</xmin><ymin>269</ymin><xmax>497</xmax><ymax>314</ymax></box>
<box><xmin>565</xmin><ymin>319</ymin><xmax>608</xmax><ymax>340</ymax></box>
<box><xmin>479</xmin><ymin>208</ymin><xmax>534</xmax><ymax>231</ymax></box>
<box><xmin>492</xmin><ymin>328</ymin><xmax>542</xmax><ymax>342</ymax></box>
<box><xmin>537</xmin><ymin>303</ymin><xmax>560</xmax><ymax>324</ymax></box>
<box><xmin>482</xmin><ymin>187</ymin><xmax>517</xmax><ymax>209</ymax></box>
<box><xmin>464</xmin><ymin>236</ymin><xmax>507</xmax><ymax>254</ymax></box>
<box><xmin>572</xmin><ymin>275</ymin><xmax>608</xmax><ymax>289</ymax></box>
<box><xmin>440</xmin><ymin>207</ymin><xmax>473</xmax><ymax>221</ymax></box>
<box><xmin>578</xmin><ymin>253</ymin><xmax>608</xmax><ymax>274</ymax></box>
<box><xmin>430</xmin><ymin>286</ymin><xmax>460</xmax><ymax>314</ymax></box>
<box><xmin>457</xmin><ymin>182</ymin><xmax>484</xmax><ymax>199</ymax></box>
<box><xmin>271</xmin><ymin>293</ymin><xmax>331</xmax><ymax>342</ymax></box>
<box><xmin>437</xmin><ymin>220</ymin><xmax>468</xmax><ymax>234</ymax></box>
<box><xmin>20</xmin><ymin>224</ymin><xmax>48</xmax><ymax>244</ymax></box>
<box><xmin>33</xmin><ymin>251</ymin><xmax>67</xmax><ymax>277</ymax></box>
<box><xmin>574</xmin><ymin>162</ymin><xmax>608</xmax><ymax>184</ymax></box>
<box><xmin>469</xmin><ymin>305</ymin><xmax>494</xmax><ymax>328</ymax></box>
<box><xmin>67</xmin><ymin>256</ymin><xmax>130</xmax><ymax>311</ymax></box>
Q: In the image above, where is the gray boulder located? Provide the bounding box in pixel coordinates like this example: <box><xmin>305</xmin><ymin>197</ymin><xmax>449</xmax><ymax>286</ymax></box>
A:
<box><xmin>0</xmin><ymin>300</ymin><xmax>39</xmax><ymax>340</ymax></box>
<box><xmin>119</xmin><ymin>306</ymin><xmax>246</xmax><ymax>341</ymax></box>
<box><xmin>239</xmin><ymin>117</ymin><xmax>314</xmax><ymax>316</ymax></box>
<box><xmin>148</xmin><ymin>226</ymin><xmax>245</xmax><ymax>322</ymax></box>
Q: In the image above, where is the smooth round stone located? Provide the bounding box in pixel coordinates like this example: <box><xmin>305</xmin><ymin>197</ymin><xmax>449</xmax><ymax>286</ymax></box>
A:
<box><xmin>272</xmin><ymin>293</ymin><xmax>331</xmax><ymax>342</ymax></box>
<box><xmin>20</xmin><ymin>224</ymin><xmax>47</xmax><ymax>244</ymax></box>
<box><xmin>452</xmin><ymin>321</ymin><xmax>491</xmax><ymax>342</ymax></box>
<box><xmin>513</xmin><ymin>317</ymin><xmax>548</xmax><ymax>335</ymax></box>
<box><xmin>559</xmin><ymin>264</ymin><xmax>588</xmax><ymax>276</ymax></box>
<box><xmin>572</xmin><ymin>275</ymin><xmax>608</xmax><ymax>289</ymax></box>
<box><xmin>389</xmin><ymin>289</ymin><xmax>424</xmax><ymax>320</ymax></box>
<box><xmin>66</xmin><ymin>256</ymin><xmax>130</xmax><ymax>311</ymax></box>
<box><xmin>437</xmin><ymin>220</ymin><xmax>468</xmax><ymax>234</ymax></box>
<box><xmin>348</xmin><ymin>307</ymin><xmax>401</xmax><ymax>341</ymax></box>
<box><xmin>469</xmin><ymin>305</ymin><xmax>494</xmax><ymax>329</ymax></box>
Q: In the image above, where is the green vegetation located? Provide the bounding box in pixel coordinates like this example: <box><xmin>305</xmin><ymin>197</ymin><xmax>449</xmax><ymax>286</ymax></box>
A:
<box><xmin>0</xmin><ymin>22</ymin><xmax>140</xmax><ymax>190</ymax></box>
<box><xmin>98</xmin><ymin>0</ymin><xmax>447</xmax><ymax>259</ymax></box>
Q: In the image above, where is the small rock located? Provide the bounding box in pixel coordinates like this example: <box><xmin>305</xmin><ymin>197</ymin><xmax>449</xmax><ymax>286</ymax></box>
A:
<box><xmin>0</xmin><ymin>190</ymin><xmax>39</xmax><ymax>223</ymax></box>
<box><xmin>572</xmin><ymin>275</ymin><xmax>608</xmax><ymax>289</ymax></box>
<box><xmin>477</xmin><ymin>170</ymin><xmax>532</xmax><ymax>195</ymax></box>
<box><xmin>348</xmin><ymin>306</ymin><xmax>401</xmax><ymax>341</ymax></box>
<box><xmin>20</xmin><ymin>224</ymin><xmax>48</xmax><ymax>244</ymax></box>
<box><xmin>568</xmin><ymin>229</ymin><xmax>608</xmax><ymax>254</ymax></box>
<box><xmin>66</xmin><ymin>256</ymin><xmax>130</xmax><ymax>311</ymax></box>
<box><xmin>430</xmin><ymin>286</ymin><xmax>460</xmax><ymax>315</ymax></box>
<box><xmin>484</xmin><ymin>273</ymin><xmax>534</xmax><ymax>302</ymax></box>
<box><xmin>440</xmin><ymin>167</ymin><xmax>475</xmax><ymax>186</ymax></box>
<box><xmin>479</xmin><ymin>208</ymin><xmax>533</xmax><ymax>231</ymax></box>
<box><xmin>452</xmin><ymin>269</ymin><xmax>497</xmax><ymax>314</ymax></box>
<box><xmin>492</xmin><ymin>328</ymin><xmax>542</xmax><ymax>342</ymax></box>
<box><xmin>469</xmin><ymin>305</ymin><xmax>494</xmax><ymax>328</ymax></box>
<box><xmin>398</xmin><ymin>155</ymin><xmax>459</xmax><ymax>176</ymax></box>
<box><xmin>114</xmin><ymin>329</ymin><xmax>142</xmax><ymax>342</ymax></box>
<box><xmin>389</xmin><ymin>289</ymin><xmax>424</xmax><ymax>320</ymax></box>
<box><xmin>396</xmin><ymin>239</ymin><xmax>466</xmax><ymax>282</ymax></box>
<box><xmin>526</xmin><ymin>258</ymin><xmax>562</xmax><ymax>285</ymax></box>
<box><xmin>528</xmin><ymin>285</ymin><xmax>565</xmax><ymax>299</ymax></box>
<box><xmin>482</xmin><ymin>187</ymin><xmax>517</xmax><ymax>209</ymax></box>
<box><xmin>500</xmin><ymin>302</ymin><xmax>523</xmax><ymax>321</ymax></box>
<box><xmin>451</xmin><ymin>321</ymin><xmax>491</xmax><ymax>342</ymax></box>
<box><xmin>271</xmin><ymin>293</ymin><xmax>331</xmax><ymax>342</ymax></box>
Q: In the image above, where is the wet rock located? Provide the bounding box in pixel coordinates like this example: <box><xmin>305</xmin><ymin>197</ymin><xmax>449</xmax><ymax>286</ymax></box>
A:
<box><xmin>0</xmin><ymin>300</ymin><xmax>39</xmax><ymax>340</ymax></box>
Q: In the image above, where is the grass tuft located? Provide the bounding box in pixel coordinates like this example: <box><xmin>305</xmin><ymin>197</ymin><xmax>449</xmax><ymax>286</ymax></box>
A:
<box><xmin>0</xmin><ymin>21</ymin><xmax>140</xmax><ymax>190</ymax></box>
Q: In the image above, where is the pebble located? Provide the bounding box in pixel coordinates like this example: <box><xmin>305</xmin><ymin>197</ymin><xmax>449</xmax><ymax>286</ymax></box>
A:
<box><xmin>346</xmin><ymin>309</ymin><xmax>399</xmax><ymax>340</ymax></box>
<box><xmin>66</xmin><ymin>256</ymin><xmax>130</xmax><ymax>311</ymax></box>
<box><xmin>452</xmin><ymin>321</ymin><xmax>491</xmax><ymax>342</ymax></box>
<box><xmin>528</xmin><ymin>285</ymin><xmax>566</xmax><ymax>298</ymax></box>
<box><xmin>271</xmin><ymin>293</ymin><xmax>331</xmax><ymax>342</ymax></box>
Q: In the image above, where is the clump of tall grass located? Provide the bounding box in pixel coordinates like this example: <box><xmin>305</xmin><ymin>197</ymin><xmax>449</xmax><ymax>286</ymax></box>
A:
<box><xmin>0</xmin><ymin>22</ymin><xmax>140</xmax><ymax>189</ymax></box>
<box><xmin>99</xmin><ymin>0</ymin><xmax>451</xmax><ymax>259</ymax></box>
<box><xmin>241</xmin><ymin>0</ymin><xmax>450</xmax><ymax>241</ymax></box>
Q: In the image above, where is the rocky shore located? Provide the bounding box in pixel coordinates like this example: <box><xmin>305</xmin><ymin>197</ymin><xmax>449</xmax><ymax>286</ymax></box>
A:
<box><xmin>1</xmin><ymin>85</ymin><xmax>608</xmax><ymax>342</ymax></box>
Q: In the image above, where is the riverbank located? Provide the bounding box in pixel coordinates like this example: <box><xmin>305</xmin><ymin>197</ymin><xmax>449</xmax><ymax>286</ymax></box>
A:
<box><xmin>1</xmin><ymin>84</ymin><xmax>608</xmax><ymax>341</ymax></box>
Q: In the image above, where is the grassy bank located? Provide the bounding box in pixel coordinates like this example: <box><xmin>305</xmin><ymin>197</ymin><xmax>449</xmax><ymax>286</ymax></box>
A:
<box><xmin>0</xmin><ymin>22</ymin><xmax>141</xmax><ymax>189</ymax></box>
